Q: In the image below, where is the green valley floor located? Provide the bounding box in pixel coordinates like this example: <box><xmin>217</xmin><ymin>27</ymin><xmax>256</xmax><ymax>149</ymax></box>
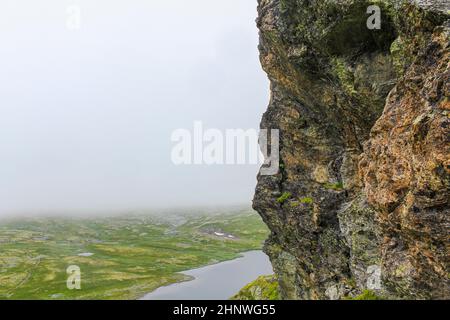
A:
<box><xmin>0</xmin><ymin>209</ymin><xmax>268</xmax><ymax>300</ymax></box>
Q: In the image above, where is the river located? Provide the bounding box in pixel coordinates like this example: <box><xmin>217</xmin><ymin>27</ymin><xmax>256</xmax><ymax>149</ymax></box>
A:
<box><xmin>140</xmin><ymin>250</ymin><xmax>273</xmax><ymax>300</ymax></box>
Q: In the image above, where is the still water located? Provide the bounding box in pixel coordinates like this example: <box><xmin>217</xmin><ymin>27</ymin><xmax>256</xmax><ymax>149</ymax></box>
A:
<box><xmin>141</xmin><ymin>250</ymin><xmax>273</xmax><ymax>300</ymax></box>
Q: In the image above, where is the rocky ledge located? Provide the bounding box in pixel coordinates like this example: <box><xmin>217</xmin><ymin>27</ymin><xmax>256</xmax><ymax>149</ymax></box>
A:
<box><xmin>253</xmin><ymin>0</ymin><xmax>449</xmax><ymax>299</ymax></box>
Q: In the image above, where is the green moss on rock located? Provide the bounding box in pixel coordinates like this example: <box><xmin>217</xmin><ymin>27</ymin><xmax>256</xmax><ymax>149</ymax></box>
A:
<box><xmin>299</xmin><ymin>197</ymin><xmax>314</xmax><ymax>204</ymax></box>
<box><xmin>276</xmin><ymin>192</ymin><xmax>292</xmax><ymax>204</ymax></box>
<box><xmin>345</xmin><ymin>290</ymin><xmax>384</xmax><ymax>300</ymax></box>
<box><xmin>231</xmin><ymin>275</ymin><xmax>280</xmax><ymax>300</ymax></box>
<box><xmin>323</xmin><ymin>182</ymin><xmax>344</xmax><ymax>191</ymax></box>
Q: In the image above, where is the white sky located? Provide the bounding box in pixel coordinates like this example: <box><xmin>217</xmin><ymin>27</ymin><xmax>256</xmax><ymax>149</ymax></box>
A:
<box><xmin>0</xmin><ymin>0</ymin><xmax>269</xmax><ymax>216</ymax></box>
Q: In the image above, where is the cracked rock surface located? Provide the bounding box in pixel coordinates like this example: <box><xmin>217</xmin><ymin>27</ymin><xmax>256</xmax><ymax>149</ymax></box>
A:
<box><xmin>253</xmin><ymin>0</ymin><xmax>449</xmax><ymax>299</ymax></box>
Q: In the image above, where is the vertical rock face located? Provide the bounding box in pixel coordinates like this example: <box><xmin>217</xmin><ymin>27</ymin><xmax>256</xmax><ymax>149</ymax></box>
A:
<box><xmin>253</xmin><ymin>0</ymin><xmax>449</xmax><ymax>299</ymax></box>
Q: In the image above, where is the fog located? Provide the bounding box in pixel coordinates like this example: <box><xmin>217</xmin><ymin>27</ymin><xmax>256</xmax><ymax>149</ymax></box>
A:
<box><xmin>0</xmin><ymin>0</ymin><xmax>269</xmax><ymax>216</ymax></box>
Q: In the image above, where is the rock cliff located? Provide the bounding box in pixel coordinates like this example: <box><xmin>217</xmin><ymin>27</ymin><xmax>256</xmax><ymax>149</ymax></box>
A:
<box><xmin>253</xmin><ymin>0</ymin><xmax>449</xmax><ymax>299</ymax></box>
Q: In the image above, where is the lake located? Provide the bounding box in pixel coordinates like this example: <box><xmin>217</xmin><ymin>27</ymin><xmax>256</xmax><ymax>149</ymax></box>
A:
<box><xmin>140</xmin><ymin>250</ymin><xmax>273</xmax><ymax>300</ymax></box>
